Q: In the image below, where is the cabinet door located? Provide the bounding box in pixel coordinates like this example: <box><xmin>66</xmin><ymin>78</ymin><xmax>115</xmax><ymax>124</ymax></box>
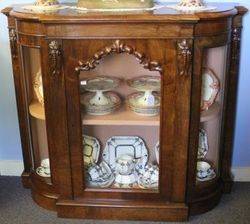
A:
<box><xmin>63</xmin><ymin>39</ymin><xmax>192</xmax><ymax>202</ymax></box>
<box><xmin>20</xmin><ymin>46</ymin><xmax>51</xmax><ymax>184</ymax></box>
<box><xmin>187</xmin><ymin>34</ymin><xmax>230</xmax><ymax>206</ymax></box>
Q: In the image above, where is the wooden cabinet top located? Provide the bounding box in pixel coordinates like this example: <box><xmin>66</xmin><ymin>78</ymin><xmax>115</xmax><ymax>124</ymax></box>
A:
<box><xmin>2</xmin><ymin>3</ymin><xmax>247</xmax><ymax>23</ymax></box>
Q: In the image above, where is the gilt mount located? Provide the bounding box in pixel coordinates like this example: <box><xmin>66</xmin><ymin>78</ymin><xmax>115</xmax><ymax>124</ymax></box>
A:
<box><xmin>9</xmin><ymin>28</ymin><xmax>18</xmax><ymax>59</ymax></box>
<box><xmin>177</xmin><ymin>39</ymin><xmax>192</xmax><ymax>77</ymax></box>
<box><xmin>48</xmin><ymin>40</ymin><xmax>62</xmax><ymax>77</ymax></box>
<box><xmin>231</xmin><ymin>27</ymin><xmax>241</xmax><ymax>61</ymax></box>
<box><xmin>75</xmin><ymin>40</ymin><xmax>163</xmax><ymax>73</ymax></box>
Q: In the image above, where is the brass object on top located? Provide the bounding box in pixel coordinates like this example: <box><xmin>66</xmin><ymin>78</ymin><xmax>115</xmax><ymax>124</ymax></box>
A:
<box><xmin>77</xmin><ymin>0</ymin><xmax>154</xmax><ymax>9</ymax></box>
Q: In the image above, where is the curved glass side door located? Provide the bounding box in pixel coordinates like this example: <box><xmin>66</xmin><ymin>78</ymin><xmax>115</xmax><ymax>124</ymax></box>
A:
<box><xmin>22</xmin><ymin>46</ymin><xmax>51</xmax><ymax>183</ymax></box>
<box><xmin>196</xmin><ymin>46</ymin><xmax>228</xmax><ymax>184</ymax></box>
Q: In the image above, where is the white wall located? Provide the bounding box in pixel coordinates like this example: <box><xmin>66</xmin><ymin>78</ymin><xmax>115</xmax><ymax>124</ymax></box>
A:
<box><xmin>0</xmin><ymin>1</ymin><xmax>249</xmax><ymax>176</ymax></box>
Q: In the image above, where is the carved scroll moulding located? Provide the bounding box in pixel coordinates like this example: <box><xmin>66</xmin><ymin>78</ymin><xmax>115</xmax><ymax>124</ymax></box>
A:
<box><xmin>76</xmin><ymin>40</ymin><xmax>163</xmax><ymax>73</ymax></box>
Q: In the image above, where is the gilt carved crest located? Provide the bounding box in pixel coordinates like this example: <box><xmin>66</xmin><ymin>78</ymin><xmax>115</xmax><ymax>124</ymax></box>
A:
<box><xmin>48</xmin><ymin>40</ymin><xmax>62</xmax><ymax>77</ymax></box>
<box><xmin>75</xmin><ymin>40</ymin><xmax>162</xmax><ymax>73</ymax></box>
<box><xmin>9</xmin><ymin>28</ymin><xmax>18</xmax><ymax>59</ymax></box>
<box><xmin>177</xmin><ymin>39</ymin><xmax>192</xmax><ymax>77</ymax></box>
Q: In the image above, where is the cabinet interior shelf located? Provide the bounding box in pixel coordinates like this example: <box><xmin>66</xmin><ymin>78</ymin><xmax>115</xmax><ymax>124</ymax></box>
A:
<box><xmin>82</xmin><ymin>105</ymin><xmax>160</xmax><ymax>126</ymax></box>
<box><xmin>200</xmin><ymin>102</ymin><xmax>221</xmax><ymax>123</ymax></box>
<box><xmin>29</xmin><ymin>100</ymin><xmax>220</xmax><ymax>125</ymax></box>
<box><xmin>29</xmin><ymin>100</ymin><xmax>45</xmax><ymax>120</ymax></box>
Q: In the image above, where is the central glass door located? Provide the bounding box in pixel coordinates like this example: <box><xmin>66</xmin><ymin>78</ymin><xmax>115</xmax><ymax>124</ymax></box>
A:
<box><xmin>79</xmin><ymin>51</ymin><xmax>161</xmax><ymax>192</ymax></box>
<box><xmin>64</xmin><ymin>38</ymin><xmax>191</xmax><ymax>201</ymax></box>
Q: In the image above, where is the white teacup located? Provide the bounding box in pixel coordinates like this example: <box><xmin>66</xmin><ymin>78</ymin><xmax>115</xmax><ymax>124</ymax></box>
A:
<box><xmin>116</xmin><ymin>155</ymin><xmax>136</xmax><ymax>175</ymax></box>
<box><xmin>41</xmin><ymin>158</ymin><xmax>50</xmax><ymax>174</ymax></box>
<box><xmin>197</xmin><ymin>161</ymin><xmax>212</xmax><ymax>179</ymax></box>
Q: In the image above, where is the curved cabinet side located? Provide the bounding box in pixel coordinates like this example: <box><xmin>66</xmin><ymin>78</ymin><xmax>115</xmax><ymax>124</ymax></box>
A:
<box><xmin>2</xmin><ymin>10</ymin><xmax>33</xmax><ymax>188</ymax></box>
<box><xmin>221</xmin><ymin>6</ymin><xmax>248</xmax><ymax>193</ymax></box>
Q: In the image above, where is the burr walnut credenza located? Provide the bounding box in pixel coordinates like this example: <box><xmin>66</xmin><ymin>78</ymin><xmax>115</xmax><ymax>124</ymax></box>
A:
<box><xmin>2</xmin><ymin>2</ymin><xmax>247</xmax><ymax>221</ymax></box>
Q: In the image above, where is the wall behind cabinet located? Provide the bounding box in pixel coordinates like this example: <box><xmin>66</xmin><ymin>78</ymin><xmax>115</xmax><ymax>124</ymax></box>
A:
<box><xmin>0</xmin><ymin>0</ymin><xmax>249</xmax><ymax>175</ymax></box>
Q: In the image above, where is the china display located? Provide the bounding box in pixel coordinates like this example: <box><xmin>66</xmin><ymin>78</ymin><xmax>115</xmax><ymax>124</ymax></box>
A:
<box><xmin>2</xmin><ymin>1</ymin><xmax>247</xmax><ymax>222</ymax></box>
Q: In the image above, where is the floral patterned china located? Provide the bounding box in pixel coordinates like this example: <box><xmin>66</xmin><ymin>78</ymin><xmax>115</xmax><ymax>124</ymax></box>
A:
<box><xmin>198</xmin><ymin>129</ymin><xmax>209</xmax><ymax>159</ymax></box>
<box><xmin>114</xmin><ymin>172</ymin><xmax>138</xmax><ymax>188</ymax></box>
<box><xmin>36</xmin><ymin>158</ymin><xmax>50</xmax><ymax>177</ymax></box>
<box><xmin>83</xmin><ymin>135</ymin><xmax>100</xmax><ymax>167</ymax></box>
<box><xmin>22</xmin><ymin>0</ymin><xmax>67</xmax><ymax>13</ymax></box>
<box><xmin>86</xmin><ymin>161</ymin><xmax>115</xmax><ymax>188</ymax></box>
<box><xmin>102</xmin><ymin>136</ymin><xmax>149</xmax><ymax>173</ymax></box>
<box><xmin>201</xmin><ymin>68</ymin><xmax>220</xmax><ymax>111</ymax></box>
<box><xmin>127</xmin><ymin>76</ymin><xmax>161</xmax><ymax>116</ymax></box>
<box><xmin>127</xmin><ymin>92</ymin><xmax>160</xmax><ymax>116</ymax></box>
<box><xmin>196</xmin><ymin>161</ymin><xmax>216</xmax><ymax>182</ymax></box>
<box><xmin>167</xmin><ymin>0</ymin><xmax>217</xmax><ymax>12</ymax></box>
<box><xmin>127</xmin><ymin>76</ymin><xmax>161</xmax><ymax>92</ymax></box>
<box><xmin>83</xmin><ymin>76</ymin><xmax>120</xmax><ymax>92</ymax></box>
<box><xmin>81</xmin><ymin>92</ymin><xmax>121</xmax><ymax>115</ymax></box>
<box><xmin>80</xmin><ymin>76</ymin><xmax>121</xmax><ymax>115</ymax></box>
<box><xmin>138</xmin><ymin>164</ymin><xmax>159</xmax><ymax>189</ymax></box>
<box><xmin>114</xmin><ymin>155</ymin><xmax>138</xmax><ymax>188</ymax></box>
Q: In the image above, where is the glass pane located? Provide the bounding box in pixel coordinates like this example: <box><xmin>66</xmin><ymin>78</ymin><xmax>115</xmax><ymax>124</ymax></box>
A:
<box><xmin>22</xmin><ymin>47</ymin><xmax>50</xmax><ymax>181</ymax></box>
<box><xmin>197</xmin><ymin>46</ymin><xmax>228</xmax><ymax>184</ymax></box>
<box><xmin>79</xmin><ymin>54</ymin><xmax>161</xmax><ymax>191</ymax></box>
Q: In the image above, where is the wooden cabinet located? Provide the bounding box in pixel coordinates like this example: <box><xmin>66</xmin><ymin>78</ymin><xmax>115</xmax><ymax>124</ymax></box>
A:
<box><xmin>2</xmin><ymin>3</ymin><xmax>247</xmax><ymax>221</ymax></box>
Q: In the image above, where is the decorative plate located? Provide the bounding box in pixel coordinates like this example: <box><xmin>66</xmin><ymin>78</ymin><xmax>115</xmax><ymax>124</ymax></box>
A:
<box><xmin>83</xmin><ymin>76</ymin><xmax>120</xmax><ymax>92</ymax></box>
<box><xmin>86</xmin><ymin>161</ymin><xmax>115</xmax><ymax>188</ymax></box>
<box><xmin>196</xmin><ymin>161</ymin><xmax>216</xmax><ymax>182</ymax></box>
<box><xmin>102</xmin><ymin>136</ymin><xmax>149</xmax><ymax>173</ymax></box>
<box><xmin>127</xmin><ymin>76</ymin><xmax>161</xmax><ymax>92</ymax></box>
<box><xmin>83</xmin><ymin>135</ymin><xmax>100</xmax><ymax>167</ymax></box>
<box><xmin>33</xmin><ymin>70</ymin><xmax>44</xmax><ymax>106</ymax></box>
<box><xmin>198</xmin><ymin>129</ymin><xmax>208</xmax><ymax>159</ymax></box>
<box><xmin>81</xmin><ymin>91</ymin><xmax>121</xmax><ymax>115</ymax></box>
<box><xmin>138</xmin><ymin>164</ymin><xmax>159</xmax><ymax>189</ymax></box>
<box><xmin>154</xmin><ymin>141</ymin><xmax>160</xmax><ymax>164</ymax></box>
<box><xmin>127</xmin><ymin>92</ymin><xmax>160</xmax><ymax>116</ymax></box>
<box><xmin>201</xmin><ymin>68</ymin><xmax>220</xmax><ymax>111</ymax></box>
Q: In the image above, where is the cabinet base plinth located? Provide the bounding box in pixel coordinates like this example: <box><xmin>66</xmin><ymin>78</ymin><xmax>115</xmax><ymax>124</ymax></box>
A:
<box><xmin>21</xmin><ymin>171</ymin><xmax>31</xmax><ymax>188</ymax></box>
<box><xmin>189</xmin><ymin>184</ymin><xmax>223</xmax><ymax>215</ymax></box>
<box><xmin>222</xmin><ymin>176</ymin><xmax>234</xmax><ymax>194</ymax></box>
<box><xmin>56</xmin><ymin>200</ymin><xmax>188</xmax><ymax>222</ymax></box>
<box><xmin>31</xmin><ymin>190</ymin><xmax>58</xmax><ymax>211</ymax></box>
